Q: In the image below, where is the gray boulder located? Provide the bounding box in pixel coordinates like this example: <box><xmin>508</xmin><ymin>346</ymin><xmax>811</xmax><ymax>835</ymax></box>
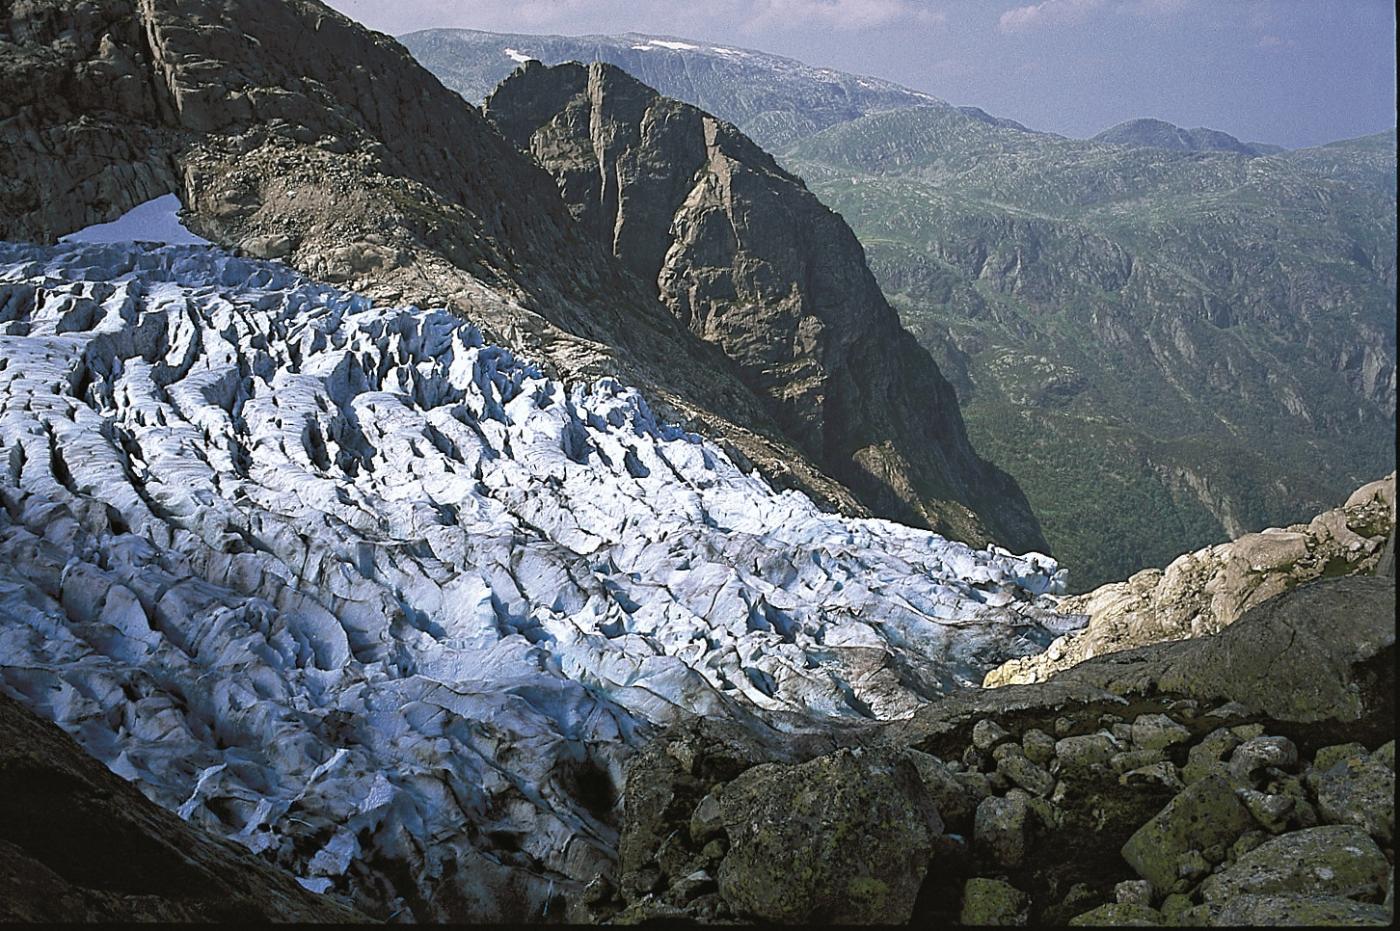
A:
<box><xmin>1196</xmin><ymin>893</ymin><xmax>1391</xmax><ymax>926</ymax></box>
<box><xmin>715</xmin><ymin>748</ymin><xmax>941</xmax><ymax>923</ymax></box>
<box><xmin>1121</xmin><ymin>774</ymin><xmax>1254</xmax><ymax>894</ymax></box>
<box><xmin>960</xmin><ymin>877</ymin><xmax>1029</xmax><ymax>926</ymax></box>
<box><xmin>1199</xmin><ymin>825</ymin><xmax>1388</xmax><ymax>902</ymax></box>
<box><xmin>975</xmin><ymin>793</ymin><xmax>1034</xmax><ymax>868</ymax></box>
<box><xmin>1314</xmin><ymin>757</ymin><xmax>1395</xmax><ymax>843</ymax></box>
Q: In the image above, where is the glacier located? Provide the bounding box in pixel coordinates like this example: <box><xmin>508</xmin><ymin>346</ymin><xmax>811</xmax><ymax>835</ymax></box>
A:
<box><xmin>0</xmin><ymin>240</ymin><xmax>1080</xmax><ymax>918</ymax></box>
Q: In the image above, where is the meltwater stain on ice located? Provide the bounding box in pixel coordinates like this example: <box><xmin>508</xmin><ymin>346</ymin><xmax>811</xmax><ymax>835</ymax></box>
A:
<box><xmin>61</xmin><ymin>194</ymin><xmax>210</xmax><ymax>246</ymax></box>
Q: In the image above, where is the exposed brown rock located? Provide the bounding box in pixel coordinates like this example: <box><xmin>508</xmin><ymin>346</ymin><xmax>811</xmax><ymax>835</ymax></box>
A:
<box><xmin>485</xmin><ymin>60</ymin><xmax>1047</xmax><ymax>551</ymax></box>
<box><xmin>0</xmin><ymin>0</ymin><xmax>870</xmax><ymax>535</ymax></box>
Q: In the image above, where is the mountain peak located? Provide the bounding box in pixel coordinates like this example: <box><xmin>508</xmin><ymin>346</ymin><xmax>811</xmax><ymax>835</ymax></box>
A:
<box><xmin>487</xmin><ymin>60</ymin><xmax>1047</xmax><ymax>551</ymax></box>
<box><xmin>1091</xmin><ymin>117</ymin><xmax>1276</xmax><ymax>155</ymax></box>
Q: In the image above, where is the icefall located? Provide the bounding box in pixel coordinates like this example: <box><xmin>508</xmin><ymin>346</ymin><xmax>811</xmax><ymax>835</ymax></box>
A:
<box><xmin>0</xmin><ymin>240</ymin><xmax>1081</xmax><ymax>918</ymax></box>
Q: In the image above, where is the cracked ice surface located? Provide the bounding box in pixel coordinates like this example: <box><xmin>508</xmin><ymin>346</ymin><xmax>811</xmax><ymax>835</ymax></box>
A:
<box><xmin>0</xmin><ymin>241</ymin><xmax>1078</xmax><ymax>917</ymax></box>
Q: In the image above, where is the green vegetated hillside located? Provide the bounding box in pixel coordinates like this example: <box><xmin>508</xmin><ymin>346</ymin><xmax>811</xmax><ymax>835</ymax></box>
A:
<box><xmin>787</xmin><ymin>111</ymin><xmax>1396</xmax><ymax>586</ymax></box>
<box><xmin>408</xmin><ymin>31</ymin><xmax>1397</xmax><ymax>590</ymax></box>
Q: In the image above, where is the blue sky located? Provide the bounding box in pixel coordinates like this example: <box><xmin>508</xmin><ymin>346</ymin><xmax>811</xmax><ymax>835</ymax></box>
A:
<box><xmin>327</xmin><ymin>0</ymin><xmax>1396</xmax><ymax>148</ymax></box>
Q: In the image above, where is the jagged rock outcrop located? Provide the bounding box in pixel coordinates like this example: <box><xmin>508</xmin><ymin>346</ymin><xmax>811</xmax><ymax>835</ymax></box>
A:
<box><xmin>985</xmin><ymin>472</ymin><xmax>1396</xmax><ymax>687</ymax></box>
<box><xmin>591</xmin><ymin>571</ymin><xmax>1395</xmax><ymax>924</ymax></box>
<box><xmin>485</xmin><ymin>61</ymin><xmax>1045</xmax><ymax>551</ymax></box>
<box><xmin>0</xmin><ymin>692</ymin><xmax>366</xmax><ymax>923</ymax></box>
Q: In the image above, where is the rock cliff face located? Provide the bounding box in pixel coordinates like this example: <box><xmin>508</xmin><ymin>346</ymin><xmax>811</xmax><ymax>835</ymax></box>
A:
<box><xmin>485</xmin><ymin>61</ymin><xmax>1045</xmax><ymax>551</ymax></box>
<box><xmin>985</xmin><ymin>472</ymin><xmax>1397</xmax><ymax>687</ymax></box>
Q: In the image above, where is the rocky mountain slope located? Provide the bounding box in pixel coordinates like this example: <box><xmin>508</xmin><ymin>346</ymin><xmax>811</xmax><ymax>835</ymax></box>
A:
<box><xmin>484</xmin><ymin>61</ymin><xmax>1043</xmax><ymax>551</ymax></box>
<box><xmin>0</xmin><ymin>691</ymin><xmax>367</xmax><ymax>922</ymax></box>
<box><xmin>411</xmin><ymin>32</ymin><xmax>1398</xmax><ymax>591</ymax></box>
<box><xmin>0</xmin><ymin>239</ymin><xmax>1075</xmax><ymax>920</ymax></box>
<box><xmin>0</xmin><ymin>0</ymin><xmax>1043</xmax><ymax>557</ymax></box>
<box><xmin>986</xmin><ymin>472</ymin><xmax>1396</xmax><ymax>687</ymax></box>
<box><xmin>1091</xmin><ymin>118</ymin><xmax>1279</xmax><ymax>156</ymax></box>
<box><xmin>785</xmin><ymin>112</ymin><xmax>1398</xmax><ymax>590</ymax></box>
<box><xmin>400</xmin><ymin>29</ymin><xmax>947</xmax><ymax>150</ymax></box>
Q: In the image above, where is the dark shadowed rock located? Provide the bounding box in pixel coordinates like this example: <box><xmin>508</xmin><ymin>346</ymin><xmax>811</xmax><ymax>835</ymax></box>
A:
<box><xmin>0</xmin><ymin>693</ymin><xmax>366</xmax><ymax>923</ymax></box>
<box><xmin>715</xmin><ymin>747</ymin><xmax>941</xmax><ymax>923</ymax></box>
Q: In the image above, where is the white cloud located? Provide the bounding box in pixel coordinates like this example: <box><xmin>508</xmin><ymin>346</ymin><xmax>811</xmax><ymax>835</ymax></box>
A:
<box><xmin>997</xmin><ymin>0</ymin><xmax>1105</xmax><ymax>33</ymax></box>
<box><xmin>1256</xmin><ymin>34</ymin><xmax>1295</xmax><ymax>49</ymax></box>
<box><xmin>997</xmin><ymin>0</ymin><xmax>1194</xmax><ymax>33</ymax></box>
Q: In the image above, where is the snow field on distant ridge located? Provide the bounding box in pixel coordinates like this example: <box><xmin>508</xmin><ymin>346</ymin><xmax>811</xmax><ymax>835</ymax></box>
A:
<box><xmin>0</xmin><ymin>240</ymin><xmax>1077</xmax><ymax>916</ymax></box>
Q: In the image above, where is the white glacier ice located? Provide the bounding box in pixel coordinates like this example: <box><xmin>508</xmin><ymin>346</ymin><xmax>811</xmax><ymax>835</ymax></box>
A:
<box><xmin>0</xmin><ymin>240</ymin><xmax>1080</xmax><ymax>917</ymax></box>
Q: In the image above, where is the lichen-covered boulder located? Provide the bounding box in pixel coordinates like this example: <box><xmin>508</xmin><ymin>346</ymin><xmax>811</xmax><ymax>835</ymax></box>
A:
<box><xmin>1193</xmin><ymin>893</ymin><xmax>1391</xmax><ymax>926</ymax></box>
<box><xmin>975</xmin><ymin>792</ymin><xmax>1034</xmax><ymax>868</ymax></box>
<box><xmin>904</xmin><ymin>749</ymin><xmax>978</xmax><ymax>828</ymax></box>
<box><xmin>715</xmin><ymin>748</ymin><xmax>941</xmax><ymax>923</ymax></box>
<box><xmin>960</xmin><ymin>877</ymin><xmax>1029</xmax><ymax>926</ymax></box>
<box><xmin>994</xmin><ymin>743</ymin><xmax>1057</xmax><ymax>797</ymax></box>
<box><xmin>1121</xmin><ymin>774</ymin><xmax>1254</xmax><ymax>894</ymax></box>
<box><xmin>1199</xmin><ymin>825</ymin><xmax>1388</xmax><ymax>903</ymax></box>
<box><xmin>1313</xmin><ymin>743</ymin><xmax>1370</xmax><ymax>773</ymax></box>
<box><xmin>1313</xmin><ymin>757</ymin><xmax>1395</xmax><ymax>843</ymax></box>
<box><xmin>1068</xmin><ymin>903</ymin><xmax>1164</xmax><ymax>926</ymax></box>
<box><xmin>1055</xmin><ymin>734</ymin><xmax>1121</xmax><ymax>776</ymax></box>
<box><xmin>1130</xmin><ymin>714</ymin><xmax>1191</xmax><ymax>752</ymax></box>
<box><xmin>1229</xmin><ymin>736</ymin><xmax>1299</xmax><ymax>785</ymax></box>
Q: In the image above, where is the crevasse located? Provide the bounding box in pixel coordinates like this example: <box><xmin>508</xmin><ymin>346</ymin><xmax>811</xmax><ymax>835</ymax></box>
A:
<box><xmin>0</xmin><ymin>240</ymin><xmax>1079</xmax><ymax>912</ymax></box>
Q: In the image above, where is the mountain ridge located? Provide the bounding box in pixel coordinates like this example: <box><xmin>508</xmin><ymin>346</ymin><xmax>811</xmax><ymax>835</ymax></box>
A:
<box><xmin>1091</xmin><ymin>117</ymin><xmax>1280</xmax><ymax>156</ymax></box>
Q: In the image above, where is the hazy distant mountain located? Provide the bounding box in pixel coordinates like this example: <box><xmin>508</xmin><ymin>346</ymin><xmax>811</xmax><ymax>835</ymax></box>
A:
<box><xmin>1091</xmin><ymin>117</ymin><xmax>1278</xmax><ymax>156</ymax></box>
<box><xmin>401</xmin><ymin>28</ymin><xmax>948</xmax><ymax>149</ymax></box>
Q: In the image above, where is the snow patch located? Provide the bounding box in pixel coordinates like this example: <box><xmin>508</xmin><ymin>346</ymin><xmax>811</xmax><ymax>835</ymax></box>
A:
<box><xmin>645</xmin><ymin>39</ymin><xmax>700</xmax><ymax>51</ymax></box>
<box><xmin>503</xmin><ymin>47</ymin><xmax>535</xmax><ymax>64</ymax></box>
<box><xmin>61</xmin><ymin>194</ymin><xmax>209</xmax><ymax>246</ymax></box>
